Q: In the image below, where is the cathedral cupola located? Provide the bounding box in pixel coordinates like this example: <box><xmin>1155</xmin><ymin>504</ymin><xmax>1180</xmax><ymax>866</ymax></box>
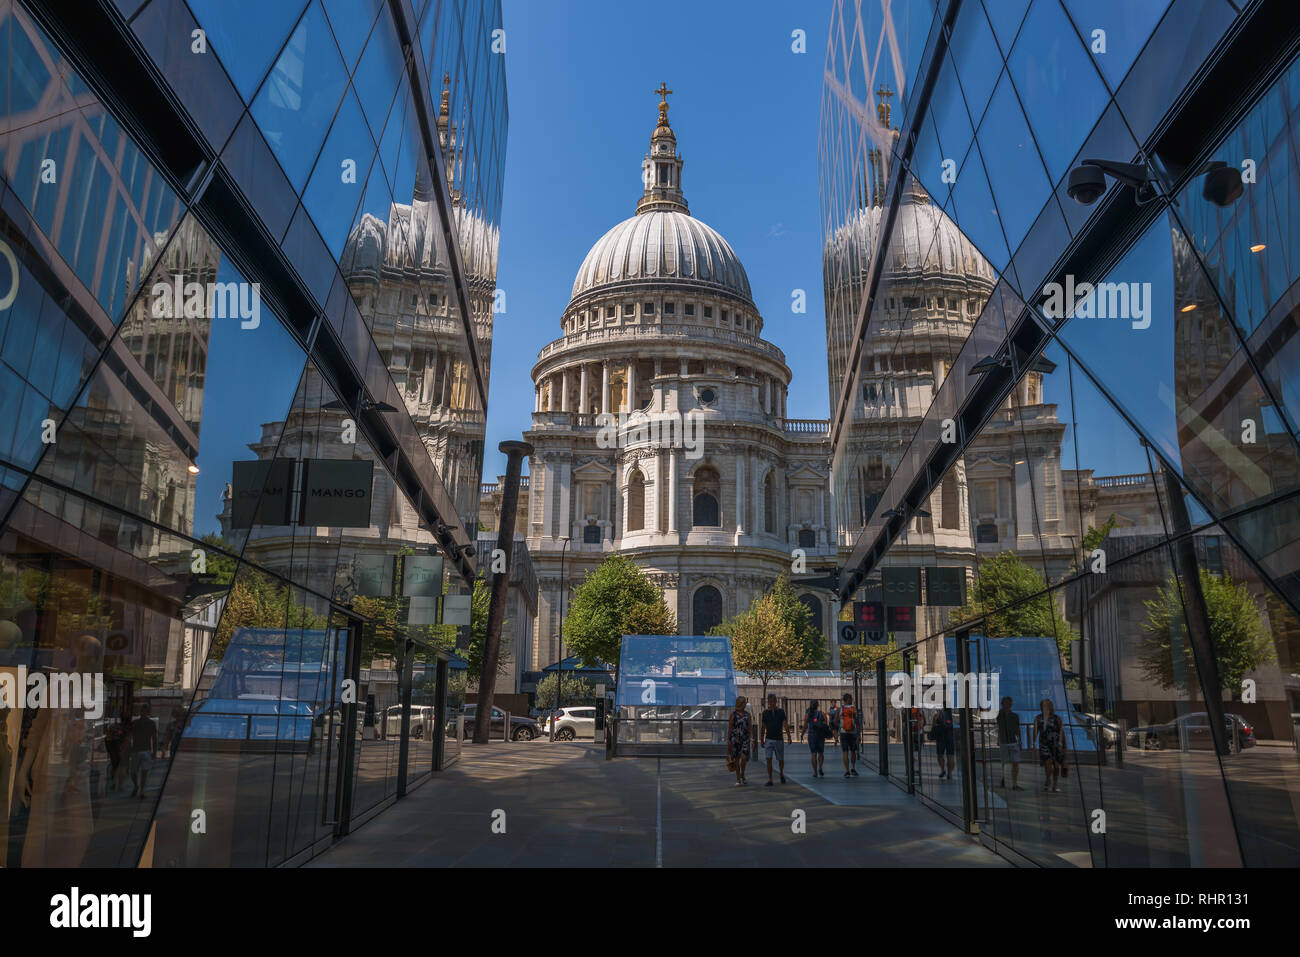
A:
<box><xmin>637</xmin><ymin>83</ymin><xmax>689</xmax><ymax>215</ymax></box>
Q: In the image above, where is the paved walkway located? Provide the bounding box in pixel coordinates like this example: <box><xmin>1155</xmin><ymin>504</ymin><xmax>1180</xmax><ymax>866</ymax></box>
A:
<box><xmin>307</xmin><ymin>741</ymin><xmax>1006</xmax><ymax>867</ymax></box>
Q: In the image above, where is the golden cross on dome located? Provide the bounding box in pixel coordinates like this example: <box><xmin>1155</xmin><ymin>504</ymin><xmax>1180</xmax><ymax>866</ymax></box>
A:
<box><xmin>875</xmin><ymin>84</ymin><xmax>895</xmax><ymax>126</ymax></box>
<box><xmin>654</xmin><ymin>82</ymin><xmax>673</xmax><ymax>125</ymax></box>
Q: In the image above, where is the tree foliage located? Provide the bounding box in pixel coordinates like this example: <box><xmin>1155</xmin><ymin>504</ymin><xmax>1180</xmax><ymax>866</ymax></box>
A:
<box><xmin>767</xmin><ymin>574</ymin><xmax>827</xmax><ymax>666</ymax></box>
<box><xmin>534</xmin><ymin>672</ymin><xmax>596</xmax><ymax>708</ymax></box>
<box><xmin>563</xmin><ymin>553</ymin><xmax>676</xmax><ymax>669</ymax></box>
<box><xmin>948</xmin><ymin>551</ymin><xmax>1075</xmax><ymax>657</ymax></box>
<box><xmin>726</xmin><ymin>589</ymin><xmax>810</xmax><ymax>699</ymax></box>
<box><xmin>1139</xmin><ymin>570</ymin><xmax>1274</xmax><ymax>695</ymax></box>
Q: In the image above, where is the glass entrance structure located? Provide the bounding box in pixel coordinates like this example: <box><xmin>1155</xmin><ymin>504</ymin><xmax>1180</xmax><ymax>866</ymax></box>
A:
<box><xmin>611</xmin><ymin>634</ymin><xmax>738</xmax><ymax>757</ymax></box>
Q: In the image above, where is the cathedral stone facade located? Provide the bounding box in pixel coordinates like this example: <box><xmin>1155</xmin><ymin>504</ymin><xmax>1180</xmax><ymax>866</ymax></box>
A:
<box><xmin>482</xmin><ymin>91</ymin><xmax>837</xmax><ymax>673</ymax></box>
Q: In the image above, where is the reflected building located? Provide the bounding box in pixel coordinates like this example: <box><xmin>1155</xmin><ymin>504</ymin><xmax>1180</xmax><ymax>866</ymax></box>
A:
<box><xmin>0</xmin><ymin>0</ymin><xmax>506</xmax><ymax>867</ymax></box>
<box><xmin>821</xmin><ymin>0</ymin><xmax>1300</xmax><ymax>867</ymax></box>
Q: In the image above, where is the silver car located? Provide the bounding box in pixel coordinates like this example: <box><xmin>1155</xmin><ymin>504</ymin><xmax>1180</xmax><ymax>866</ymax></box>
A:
<box><xmin>547</xmin><ymin>705</ymin><xmax>596</xmax><ymax>740</ymax></box>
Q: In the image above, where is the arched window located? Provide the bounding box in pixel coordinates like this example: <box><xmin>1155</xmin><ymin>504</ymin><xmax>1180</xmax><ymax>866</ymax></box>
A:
<box><xmin>799</xmin><ymin>594</ymin><xmax>823</xmax><ymax>635</ymax></box>
<box><xmin>627</xmin><ymin>469</ymin><xmax>645</xmax><ymax>532</ymax></box>
<box><xmin>940</xmin><ymin>472</ymin><xmax>961</xmax><ymax>529</ymax></box>
<box><xmin>693</xmin><ymin>585</ymin><xmax>723</xmax><ymax>633</ymax></box>
<box><xmin>797</xmin><ymin>528</ymin><xmax>816</xmax><ymax>549</ymax></box>
<box><xmin>763</xmin><ymin>472</ymin><xmax>776</xmax><ymax>534</ymax></box>
<box><xmin>693</xmin><ymin>466</ymin><xmax>720</xmax><ymax>527</ymax></box>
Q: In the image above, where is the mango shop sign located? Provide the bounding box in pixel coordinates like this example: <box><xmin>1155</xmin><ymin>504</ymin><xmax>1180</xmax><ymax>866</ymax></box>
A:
<box><xmin>301</xmin><ymin>459</ymin><xmax>373</xmax><ymax>527</ymax></box>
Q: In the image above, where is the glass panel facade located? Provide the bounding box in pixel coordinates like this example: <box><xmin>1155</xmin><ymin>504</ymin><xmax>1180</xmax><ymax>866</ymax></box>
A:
<box><xmin>823</xmin><ymin>0</ymin><xmax>1300</xmax><ymax>866</ymax></box>
<box><xmin>0</xmin><ymin>0</ymin><xmax>505</xmax><ymax>867</ymax></box>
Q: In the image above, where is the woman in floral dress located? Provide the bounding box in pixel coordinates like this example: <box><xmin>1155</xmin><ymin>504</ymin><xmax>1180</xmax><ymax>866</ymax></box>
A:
<box><xmin>1033</xmin><ymin>698</ymin><xmax>1065</xmax><ymax>792</ymax></box>
<box><xmin>727</xmin><ymin>696</ymin><xmax>752</xmax><ymax>785</ymax></box>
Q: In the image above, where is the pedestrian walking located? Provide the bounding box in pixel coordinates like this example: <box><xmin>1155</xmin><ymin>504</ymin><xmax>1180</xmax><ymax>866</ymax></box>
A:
<box><xmin>838</xmin><ymin>693</ymin><xmax>860</xmax><ymax>777</ymax></box>
<box><xmin>760</xmin><ymin>694</ymin><xmax>788</xmax><ymax>785</ymax></box>
<box><xmin>805</xmin><ymin>700</ymin><xmax>828</xmax><ymax>777</ymax></box>
<box><xmin>727</xmin><ymin>696</ymin><xmax>752</xmax><ymax>786</ymax></box>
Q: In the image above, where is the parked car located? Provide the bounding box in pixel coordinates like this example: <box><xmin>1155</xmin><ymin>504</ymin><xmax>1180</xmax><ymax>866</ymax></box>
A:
<box><xmin>1075</xmin><ymin>711</ymin><xmax>1120</xmax><ymax>748</ymax></box>
<box><xmin>1127</xmin><ymin>712</ymin><xmax>1256</xmax><ymax>751</ymax></box>
<box><xmin>546</xmin><ymin>705</ymin><xmax>596</xmax><ymax>740</ymax></box>
<box><xmin>382</xmin><ymin>705</ymin><xmax>434</xmax><ymax>740</ymax></box>
<box><xmin>453</xmin><ymin>704</ymin><xmax>539</xmax><ymax>741</ymax></box>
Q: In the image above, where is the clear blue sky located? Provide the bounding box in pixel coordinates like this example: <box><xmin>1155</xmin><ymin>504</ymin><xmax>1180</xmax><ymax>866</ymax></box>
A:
<box><xmin>483</xmin><ymin>0</ymin><xmax>832</xmax><ymax>480</ymax></box>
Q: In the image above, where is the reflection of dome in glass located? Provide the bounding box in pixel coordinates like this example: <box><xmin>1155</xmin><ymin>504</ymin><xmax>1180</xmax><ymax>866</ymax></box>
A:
<box><xmin>570</xmin><ymin>210</ymin><xmax>752</xmax><ymax>304</ymax></box>
<box><xmin>825</xmin><ymin>185</ymin><xmax>996</xmax><ymax>287</ymax></box>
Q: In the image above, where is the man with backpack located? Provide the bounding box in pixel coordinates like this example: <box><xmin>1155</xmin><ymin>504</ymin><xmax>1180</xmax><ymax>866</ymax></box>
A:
<box><xmin>805</xmin><ymin>700</ymin><xmax>828</xmax><ymax>777</ymax></box>
<box><xmin>839</xmin><ymin>693</ymin><xmax>860</xmax><ymax>777</ymax></box>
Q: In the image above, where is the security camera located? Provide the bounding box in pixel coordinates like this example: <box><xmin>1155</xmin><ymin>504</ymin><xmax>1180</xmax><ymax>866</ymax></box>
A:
<box><xmin>1067</xmin><ymin>165</ymin><xmax>1108</xmax><ymax>205</ymax></box>
<box><xmin>1067</xmin><ymin>158</ymin><xmax>1161</xmax><ymax>206</ymax></box>
<box><xmin>1200</xmin><ymin>162</ymin><xmax>1244</xmax><ymax>207</ymax></box>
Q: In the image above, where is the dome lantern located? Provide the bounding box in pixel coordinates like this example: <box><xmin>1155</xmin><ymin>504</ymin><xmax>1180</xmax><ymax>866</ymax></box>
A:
<box><xmin>637</xmin><ymin>83</ymin><xmax>689</xmax><ymax>215</ymax></box>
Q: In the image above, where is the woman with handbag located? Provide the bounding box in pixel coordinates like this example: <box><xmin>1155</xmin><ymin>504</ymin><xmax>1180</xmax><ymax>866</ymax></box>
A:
<box><xmin>1033</xmin><ymin>698</ymin><xmax>1066</xmax><ymax>792</ymax></box>
<box><xmin>727</xmin><ymin>696</ymin><xmax>752</xmax><ymax>785</ymax></box>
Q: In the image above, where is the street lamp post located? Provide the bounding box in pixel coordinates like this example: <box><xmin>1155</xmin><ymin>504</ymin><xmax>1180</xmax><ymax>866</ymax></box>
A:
<box><xmin>551</xmin><ymin>536</ymin><xmax>570</xmax><ymax>742</ymax></box>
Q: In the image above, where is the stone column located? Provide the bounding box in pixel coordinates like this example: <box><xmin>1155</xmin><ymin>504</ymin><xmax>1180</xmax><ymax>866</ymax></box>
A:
<box><xmin>654</xmin><ymin>358</ymin><xmax>663</xmax><ymax>412</ymax></box>
<box><xmin>626</xmin><ymin>360</ymin><xmax>637</xmax><ymax>413</ymax></box>
<box><xmin>736</xmin><ymin>453</ymin><xmax>746</xmax><ymax>534</ymax></box>
<box><xmin>764</xmin><ymin>377</ymin><xmax>772</xmax><ymax>415</ymax></box>
<box><xmin>601</xmin><ymin>361</ymin><xmax>610</xmax><ymax>414</ymax></box>
<box><xmin>667</xmin><ymin>450</ymin><xmax>678</xmax><ymax>533</ymax></box>
<box><xmin>560</xmin><ymin>369</ymin><xmax>569</xmax><ymax>413</ymax></box>
<box><xmin>558</xmin><ymin>458</ymin><xmax>572</xmax><ymax>541</ymax></box>
<box><xmin>579</xmin><ymin>364</ymin><xmax>589</xmax><ymax>414</ymax></box>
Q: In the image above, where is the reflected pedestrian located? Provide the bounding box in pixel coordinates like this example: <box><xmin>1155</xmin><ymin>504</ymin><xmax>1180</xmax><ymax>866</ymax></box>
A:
<box><xmin>930</xmin><ymin>705</ymin><xmax>955</xmax><ymax>780</ymax></box>
<box><xmin>1033</xmin><ymin>698</ymin><xmax>1065</xmax><ymax>792</ymax></box>
<box><xmin>996</xmin><ymin>696</ymin><xmax>1022</xmax><ymax>790</ymax></box>
<box><xmin>128</xmin><ymin>703</ymin><xmax>156</xmax><ymax>798</ymax></box>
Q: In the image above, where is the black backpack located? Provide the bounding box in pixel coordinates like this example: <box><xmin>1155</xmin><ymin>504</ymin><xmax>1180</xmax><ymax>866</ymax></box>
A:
<box><xmin>808</xmin><ymin>709</ymin><xmax>828</xmax><ymax>739</ymax></box>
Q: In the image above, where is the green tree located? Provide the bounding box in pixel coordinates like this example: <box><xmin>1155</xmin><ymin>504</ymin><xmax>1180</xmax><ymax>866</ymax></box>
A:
<box><xmin>949</xmin><ymin>551</ymin><xmax>1075</xmax><ymax>657</ymax></box>
<box><xmin>1082</xmin><ymin>514</ymin><xmax>1119</xmax><ymax>555</ymax></box>
<box><xmin>534</xmin><ymin>672</ymin><xmax>596</xmax><ymax>709</ymax></box>
<box><xmin>461</xmin><ymin>576</ymin><xmax>508</xmax><ymax>683</ymax></box>
<box><xmin>1139</xmin><ymin>570</ymin><xmax>1275</xmax><ymax>695</ymax></box>
<box><xmin>767</xmin><ymin>573</ymin><xmax>827</xmax><ymax>666</ymax></box>
<box><xmin>709</xmin><ymin>574</ymin><xmax>826</xmax><ymax>665</ymax></box>
<box><xmin>563</xmin><ymin>553</ymin><xmax>676</xmax><ymax>670</ymax></box>
<box><xmin>728</xmin><ymin>590</ymin><xmax>809</xmax><ymax>702</ymax></box>
<box><xmin>840</xmin><ymin>638</ymin><xmax>904</xmax><ymax>675</ymax></box>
